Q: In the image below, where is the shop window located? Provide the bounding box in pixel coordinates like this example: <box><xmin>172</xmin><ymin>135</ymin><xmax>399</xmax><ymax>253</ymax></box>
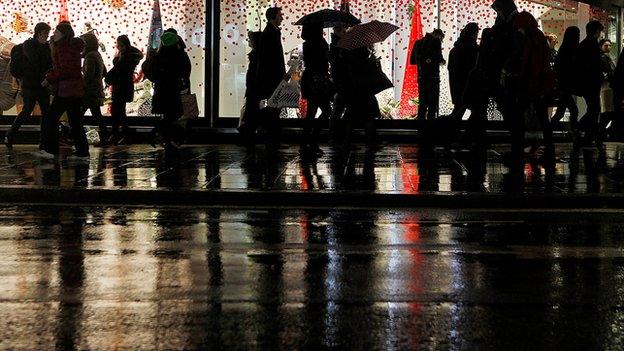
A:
<box><xmin>0</xmin><ymin>0</ymin><xmax>206</xmax><ymax>117</ymax></box>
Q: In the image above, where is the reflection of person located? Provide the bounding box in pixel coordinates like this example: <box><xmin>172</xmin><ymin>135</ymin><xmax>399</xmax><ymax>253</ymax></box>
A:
<box><xmin>37</xmin><ymin>22</ymin><xmax>89</xmax><ymax>159</ymax></box>
<box><xmin>5</xmin><ymin>22</ymin><xmax>52</xmax><ymax>149</ymax></box>
<box><xmin>104</xmin><ymin>35</ymin><xmax>143</xmax><ymax>145</ymax></box>
<box><xmin>301</xmin><ymin>23</ymin><xmax>333</xmax><ymax>155</ymax></box>
<box><xmin>256</xmin><ymin>7</ymin><xmax>286</xmax><ymax>151</ymax></box>
<box><xmin>551</xmin><ymin>26</ymin><xmax>580</xmax><ymax>140</ymax></box>
<box><xmin>80</xmin><ymin>33</ymin><xmax>107</xmax><ymax>146</ymax></box>
<box><xmin>448</xmin><ymin>23</ymin><xmax>478</xmax><ymax>121</ymax></box>
<box><xmin>597</xmin><ymin>39</ymin><xmax>616</xmax><ymax>148</ymax></box>
<box><xmin>575</xmin><ymin>20</ymin><xmax>604</xmax><ymax>149</ymax></box>
<box><xmin>143</xmin><ymin>32</ymin><xmax>186</xmax><ymax>152</ymax></box>
<box><xmin>411</xmin><ymin>29</ymin><xmax>445</xmax><ymax>120</ymax></box>
<box><xmin>329</xmin><ymin>26</ymin><xmax>349</xmax><ymax>137</ymax></box>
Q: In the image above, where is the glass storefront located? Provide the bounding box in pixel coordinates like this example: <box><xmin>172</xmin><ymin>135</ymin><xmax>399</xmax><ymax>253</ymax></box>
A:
<box><xmin>0</xmin><ymin>0</ymin><xmax>206</xmax><ymax>117</ymax></box>
<box><xmin>218</xmin><ymin>0</ymin><xmax>622</xmax><ymax>120</ymax></box>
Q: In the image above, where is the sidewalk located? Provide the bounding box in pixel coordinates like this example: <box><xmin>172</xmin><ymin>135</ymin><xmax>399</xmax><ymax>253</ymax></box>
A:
<box><xmin>1</xmin><ymin>143</ymin><xmax>623</xmax><ymax>208</ymax></box>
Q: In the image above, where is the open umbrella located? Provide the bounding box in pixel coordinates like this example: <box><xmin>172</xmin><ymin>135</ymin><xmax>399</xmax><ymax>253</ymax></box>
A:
<box><xmin>337</xmin><ymin>20</ymin><xmax>399</xmax><ymax>50</ymax></box>
<box><xmin>294</xmin><ymin>9</ymin><xmax>360</xmax><ymax>28</ymax></box>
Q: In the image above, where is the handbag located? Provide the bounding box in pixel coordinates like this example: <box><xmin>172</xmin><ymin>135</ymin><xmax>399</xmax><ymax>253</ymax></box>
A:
<box><xmin>181</xmin><ymin>93</ymin><xmax>199</xmax><ymax>118</ymax></box>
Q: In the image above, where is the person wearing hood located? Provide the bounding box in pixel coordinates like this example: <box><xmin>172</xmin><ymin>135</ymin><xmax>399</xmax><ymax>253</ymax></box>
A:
<box><xmin>80</xmin><ymin>32</ymin><xmax>107</xmax><ymax>145</ymax></box>
<box><xmin>411</xmin><ymin>29</ymin><xmax>445</xmax><ymax>120</ymax></box>
<box><xmin>163</xmin><ymin>28</ymin><xmax>192</xmax><ymax>94</ymax></box>
<box><xmin>5</xmin><ymin>22</ymin><xmax>52</xmax><ymax>149</ymax></box>
<box><xmin>104</xmin><ymin>35</ymin><xmax>143</xmax><ymax>145</ymax></box>
<box><xmin>448</xmin><ymin>22</ymin><xmax>479</xmax><ymax>121</ymax></box>
<box><xmin>36</xmin><ymin>21</ymin><xmax>89</xmax><ymax>159</ymax></box>
<box><xmin>142</xmin><ymin>32</ymin><xmax>187</xmax><ymax>152</ymax></box>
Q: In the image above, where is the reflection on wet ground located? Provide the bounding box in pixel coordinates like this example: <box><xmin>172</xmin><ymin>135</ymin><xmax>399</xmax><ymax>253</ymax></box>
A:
<box><xmin>2</xmin><ymin>206</ymin><xmax>624</xmax><ymax>349</ymax></box>
<box><xmin>1</xmin><ymin>143</ymin><xmax>623</xmax><ymax>193</ymax></box>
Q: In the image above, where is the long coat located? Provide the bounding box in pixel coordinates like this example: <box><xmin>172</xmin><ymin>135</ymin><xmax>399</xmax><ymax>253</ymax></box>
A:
<box><xmin>256</xmin><ymin>24</ymin><xmax>286</xmax><ymax>99</ymax></box>
<box><xmin>448</xmin><ymin>36</ymin><xmax>478</xmax><ymax>105</ymax></box>
<box><xmin>105</xmin><ymin>46</ymin><xmax>143</xmax><ymax>102</ymax></box>
<box><xmin>46</xmin><ymin>38</ymin><xmax>85</xmax><ymax>98</ymax></box>
<box><xmin>82</xmin><ymin>34</ymin><xmax>106</xmax><ymax>107</ymax></box>
<box><xmin>411</xmin><ymin>33</ymin><xmax>444</xmax><ymax>80</ymax></box>
<box><xmin>575</xmin><ymin>38</ymin><xmax>602</xmax><ymax>97</ymax></box>
<box><xmin>142</xmin><ymin>46</ymin><xmax>185</xmax><ymax>116</ymax></box>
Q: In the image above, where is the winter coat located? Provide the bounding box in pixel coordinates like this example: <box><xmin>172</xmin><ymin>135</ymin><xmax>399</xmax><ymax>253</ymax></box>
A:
<box><xmin>612</xmin><ymin>49</ymin><xmax>624</xmax><ymax>95</ymax></box>
<box><xmin>256</xmin><ymin>24</ymin><xmax>286</xmax><ymax>99</ymax></box>
<box><xmin>329</xmin><ymin>33</ymin><xmax>348</xmax><ymax>95</ymax></box>
<box><xmin>301</xmin><ymin>38</ymin><xmax>332</xmax><ymax>100</ymax></box>
<box><xmin>20</xmin><ymin>38</ymin><xmax>52</xmax><ymax>90</ymax></box>
<box><xmin>105</xmin><ymin>46</ymin><xmax>143</xmax><ymax>102</ymax></box>
<box><xmin>142</xmin><ymin>46</ymin><xmax>185</xmax><ymax>116</ymax></box>
<box><xmin>448</xmin><ymin>36</ymin><xmax>478</xmax><ymax>105</ymax></box>
<box><xmin>245</xmin><ymin>49</ymin><xmax>259</xmax><ymax>98</ymax></box>
<box><xmin>554</xmin><ymin>46</ymin><xmax>577</xmax><ymax>93</ymax></box>
<box><xmin>601</xmin><ymin>52</ymin><xmax>615</xmax><ymax>83</ymax></box>
<box><xmin>82</xmin><ymin>35</ymin><xmax>106</xmax><ymax>107</ymax></box>
<box><xmin>46</xmin><ymin>38</ymin><xmax>85</xmax><ymax>98</ymax></box>
<box><xmin>410</xmin><ymin>33</ymin><xmax>444</xmax><ymax>79</ymax></box>
<box><xmin>575</xmin><ymin>37</ymin><xmax>602</xmax><ymax>96</ymax></box>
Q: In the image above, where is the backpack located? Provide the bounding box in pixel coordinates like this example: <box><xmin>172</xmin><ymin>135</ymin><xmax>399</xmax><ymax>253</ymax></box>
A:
<box><xmin>9</xmin><ymin>44</ymin><xmax>27</xmax><ymax>80</ymax></box>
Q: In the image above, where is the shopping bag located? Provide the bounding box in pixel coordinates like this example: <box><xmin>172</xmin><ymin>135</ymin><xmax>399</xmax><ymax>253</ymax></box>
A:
<box><xmin>267</xmin><ymin>80</ymin><xmax>301</xmax><ymax>108</ymax></box>
<box><xmin>181</xmin><ymin>93</ymin><xmax>199</xmax><ymax>118</ymax></box>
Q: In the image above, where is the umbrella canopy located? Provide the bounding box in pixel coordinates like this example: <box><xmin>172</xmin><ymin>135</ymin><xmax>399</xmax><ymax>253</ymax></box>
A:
<box><xmin>294</xmin><ymin>9</ymin><xmax>360</xmax><ymax>28</ymax></box>
<box><xmin>337</xmin><ymin>20</ymin><xmax>399</xmax><ymax>50</ymax></box>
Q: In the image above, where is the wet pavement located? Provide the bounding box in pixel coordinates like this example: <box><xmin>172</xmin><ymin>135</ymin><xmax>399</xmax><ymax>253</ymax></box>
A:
<box><xmin>2</xmin><ymin>205</ymin><xmax>624</xmax><ymax>349</ymax></box>
<box><xmin>0</xmin><ymin>143</ymin><xmax>623</xmax><ymax>195</ymax></box>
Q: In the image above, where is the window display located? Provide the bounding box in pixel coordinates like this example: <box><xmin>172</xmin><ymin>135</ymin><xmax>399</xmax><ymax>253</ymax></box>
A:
<box><xmin>219</xmin><ymin>0</ymin><xmax>616</xmax><ymax>119</ymax></box>
<box><xmin>0</xmin><ymin>0</ymin><xmax>206</xmax><ymax>117</ymax></box>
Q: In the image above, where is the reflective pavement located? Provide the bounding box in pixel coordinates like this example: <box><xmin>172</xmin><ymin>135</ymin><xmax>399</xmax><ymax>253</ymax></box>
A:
<box><xmin>1</xmin><ymin>143</ymin><xmax>624</xmax><ymax>194</ymax></box>
<box><xmin>2</xmin><ymin>205</ymin><xmax>624</xmax><ymax>349</ymax></box>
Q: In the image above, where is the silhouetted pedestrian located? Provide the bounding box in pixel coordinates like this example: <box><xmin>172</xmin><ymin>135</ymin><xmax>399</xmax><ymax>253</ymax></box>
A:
<box><xmin>448</xmin><ymin>22</ymin><xmax>479</xmax><ymax>121</ymax></box>
<box><xmin>575</xmin><ymin>20</ymin><xmax>604</xmax><ymax>148</ymax></box>
<box><xmin>256</xmin><ymin>7</ymin><xmax>286</xmax><ymax>152</ymax></box>
<box><xmin>551</xmin><ymin>26</ymin><xmax>580</xmax><ymax>140</ymax></box>
<box><xmin>343</xmin><ymin>46</ymin><xmax>381</xmax><ymax>148</ymax></box>
<box><xmin>36</xmin><ymin>21</ymin><xmax>89</xmax><ymax>160</ymax></box>
<box><xmin>301</xmin><ymin>23</ymin><xmax>333</xmax><ymax>155</ymax></box>
<box><xmin>5</xmin><ymin>22</ymin><xmax>52</xmax><ymax>149</ymax></box>
<box><xmin>80</xmin><ymin>32</ymin><xmax>107</xmax><ymax>146</ymax></box>
<box><xmin>104</xmin><ymin>35</ymin><xmax>143</xmax><ymax>145</ymax></box>
<box><xmin>611</xmin><ymin>48</ymin><xmax>624</xmax><ymax>138</ymax></box>
<box><xmin>411</xmin><ymin>29</ymin><xmax>445</xmax><ymax>120</ymax></box>
<box><xmin>329</xmin><ymin>26</ymin><xmax>349</xmax><ymax>139</ymax></box>
<box><xmin>597</xmin><ymin>38</ymin><xmax>616</xmax><ymax>148</ymax></box>
<box><xmin>142</xmin><ymin>32</ymin><xmax>187</xmax><ymax>153</ymax></box>
<box><xmin>238</xmin><ymin>31</ymin><xmax>262</xmax><ymax>145</ymax></box>
<box><xmin>503</xmin><ymin>11</ymin><xmax>555</xmax><ymax>162</ymax></box>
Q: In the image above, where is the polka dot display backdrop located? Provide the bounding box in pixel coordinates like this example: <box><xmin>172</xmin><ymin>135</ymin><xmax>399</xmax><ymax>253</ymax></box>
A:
<box><xmin>0</xmin><ymin>0</ymin><xmax>206</xmax><ymax>116</ymax></box>
<box><xmin>218</xmin><ymin>0</ymin><xmax>608</xmax><ymax>119</ymax></box>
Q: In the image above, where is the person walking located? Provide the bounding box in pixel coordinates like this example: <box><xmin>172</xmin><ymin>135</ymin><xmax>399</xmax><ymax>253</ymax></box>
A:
<box><xmin>300</xmin><ymin>23</ymin><xmax>333</xmax><ymax>155</ymax></box>
<box><xmin>551</xmin><ymin>26</ymin><xmax>580</xmax><ymax>141</ymax></box>
<box><xmin>104</xmin><ymin>35</ymin><xmax>143</xmax><ymax>145</ymax></box>
<box><xmin>597</xmin><ymin>38</ymin><xmax>616</xmax><ymax>148</ymax></box>
<box><xmin>411</xmin><ymin>29</ymin><xmax>445</xmax><ymax>120</ymax></box>
<box><xmin>256</xmin><ymin>7</ymin><xmax>286</xmax><ymax>152</ymax></box>
<box><xmin>238</xmin><ymin>31</ymin><xmax>262</xmax><ymax>145</ymax></box>
<box><xmin>502</xmin><ymin>11</ymin><xmax>555</xmax><ymax>163</ymax></box>
<box><xmin>80</xmin><ymin>32</ymin><xmax>107</xmax><ymax>146</ymax></box>
<box><xmin>36</xmin><ymin>21</ymin><xmax>89</xmax><ymax>159</ymax></box>
<box><xmin>448</xmin><ymin>22</ymin><xmax>479</xmax><ymax>121</ymax></box>
<box><xmin>329</xmin><ymin>26</ymin><xmax>349</xmax><ymax>139</ymax></box>
<box><xmin>4</xmin><ymin>22</ymin><xmax>52</xmax><ymax>149</ymax></box>
<box><xmin>575</xmin><ymin>20</ymin><xmax>604</xmax><ymax>148</ymax></box>
<box><xmin>142</xmin><ymin>32</ymin><xmax>186</xmax><ymax>153</ymax></box>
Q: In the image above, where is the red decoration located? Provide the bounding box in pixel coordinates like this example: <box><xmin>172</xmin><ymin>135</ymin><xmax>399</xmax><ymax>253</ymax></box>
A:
<box><xmin>59</xmin><ymin>0</ymin><xmax>69</xmax><ymax>22</ymax></box>
<box><xmin>399</xmin><ymin>0</ymin><xmax>423</xmax><ymax>118</ymax></box>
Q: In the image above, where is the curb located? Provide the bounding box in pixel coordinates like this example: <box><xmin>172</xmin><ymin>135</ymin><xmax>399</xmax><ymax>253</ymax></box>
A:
<box><xmin>0</xmin><ymin>186</ymin><xmax>622</xmax><ymax>209</ymax></box>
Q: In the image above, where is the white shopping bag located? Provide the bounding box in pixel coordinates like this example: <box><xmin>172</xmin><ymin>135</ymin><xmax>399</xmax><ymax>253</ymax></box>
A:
<box><xmin>267</xmin><ymin>80</ymin><xmax>301</xmax><ymax>108</ymax></box>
